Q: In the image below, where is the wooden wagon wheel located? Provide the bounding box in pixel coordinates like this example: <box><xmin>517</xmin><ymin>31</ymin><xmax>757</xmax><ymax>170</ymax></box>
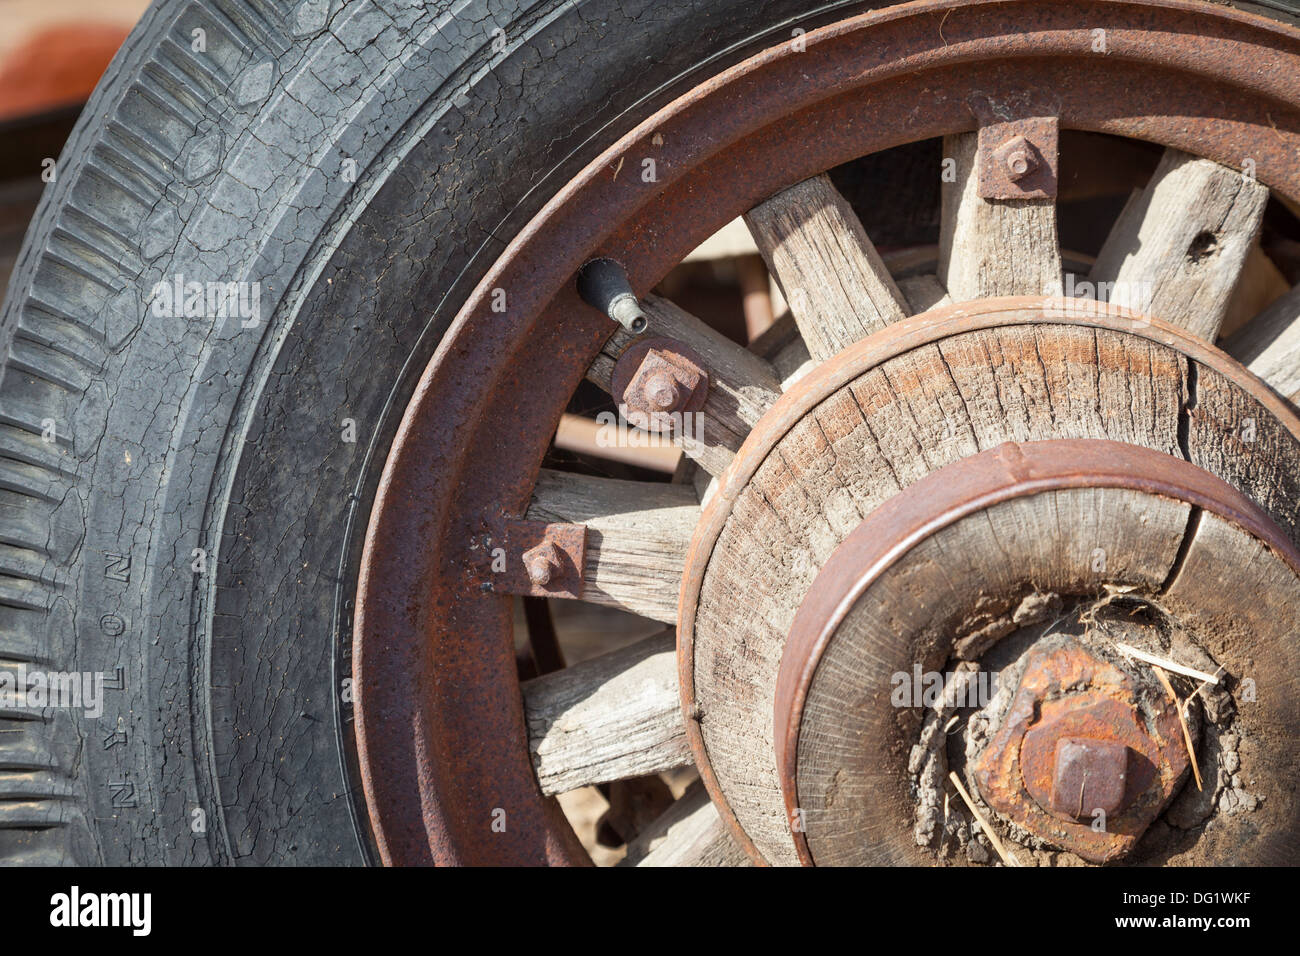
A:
<box><xmin>353</xmin><ymin>0</ymin><xmax>1300</xmax><ymax>865</ymax></box>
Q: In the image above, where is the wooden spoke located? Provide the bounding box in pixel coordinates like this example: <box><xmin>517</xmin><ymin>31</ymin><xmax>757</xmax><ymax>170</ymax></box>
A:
<box><xmin>1222</xmin><ymin>245</ymin><xmax>1291</xmax><ymax>339</ymax></box>
<box><xmin>769</xmin><ymin>337</ymin><xmax>811</xmax><ymax>391</ymax></box>
<box><xmin>526</xmin><ymin>469</ymin><xmax>699</xmax><ymax>624</ymax></box>
<box><xmin>744</xmin><ymin>173</ymin><xmax>909</xmax><ymax>362</ymax></box>
<box><xmin>619</xmin><ymin>782</ymin><xmax>751</xmax><ymax>867</ymax></box>
<box><xmin>1224</xmin><ymin>284</ymin><xmax>1300</xmax><ymax>402</ymax></box>
<box><xmin>521</xmin><ymin>630</ymin><xmax>691</xmax><ymax>795</ymax></box>
<box><xmin>938</xmin><ymin>132</ymin><xmax>1063</xmax><ymax>302</ymax></box>
<box><xmin>1090</xmin><ymin>148</ymin><xmax>1268</xmax><ymax>340</ymax></box>
<box><xmin>746</xmin><ymin>310</ymin><xmax>814</xmax><ymax>389</ymax></box>
<box><xmin>588</xmin><ymin>295</ymin><xmax>782</xmax><ymax>476</ymax></box>
<box><xmin>896</xmin><ymin>274</ymin><xmax>952</xmax><ymax>314</ymax></box>
<box><xmin>745</xmin><ymin>309</ymin><xmax>800</xmax><ymax>363</ymax></box>
<box><xmin>754</xmin><ymin>274</ymin><xmax>949</xmax><ymax>392</ymax></box>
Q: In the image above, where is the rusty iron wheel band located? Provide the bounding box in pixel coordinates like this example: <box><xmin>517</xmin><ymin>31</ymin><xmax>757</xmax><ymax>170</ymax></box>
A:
<box><xmin>352</xmin><ymin>0</ymin><xmax>1300</xmax><ymax>865</ymax></box>
<box><xmin>770</xmin><ymin>439</ymin><xmax>1300</xmax><ymax>865</ymax></box>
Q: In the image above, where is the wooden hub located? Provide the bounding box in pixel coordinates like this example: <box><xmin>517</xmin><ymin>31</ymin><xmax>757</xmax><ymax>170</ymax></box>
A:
<box><xmin>678</xmin><ymin>298</ymin><xmax>1300</xmax><ymax>866</ymax></box>
<box><xmin>774</xmin><ymin>439</ymin><xmax>1300</xmax><ymax>864</ymax></box>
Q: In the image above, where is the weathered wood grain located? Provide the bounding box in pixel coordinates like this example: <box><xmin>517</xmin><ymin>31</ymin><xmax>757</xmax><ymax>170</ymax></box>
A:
<box><xmin>619</xmin><ymin>782</ymin><xmax>751</xmax><ymax>867</ymax></box>
<box><xmin>797</xmin><ymin>487</ymin><xmax>1190</xmax><ymax>865</ymax></box>
<box><xmin>1158</xmin><ymin>511</ymin><xmax>1300</xmax><ymax>865</ymax></box>
<box><xmin>745</xmin><ymin>174</ymin><xmax>908</xmax><ymax>362</ymax></box>
<box><xmin>527</xmin><ymin>469</ymin><xmax>699</xmax><ymax>624</ymax></box>
<box><xmin>691</xmin><ymin>324</ymin><xmax>1188</xmax><ymax>865</ymax></box>
<box><xmin>1224</xmin><ymin>283</ymin><xmax>1300</xmax><ymax>402</ymax></box>
<box><xmin>1090</xmin><ymin>148</ymin><xmax>1268</xmax><ymax>340</ymax></box>
<box><xmin>1221</xmin><ymin>245</ymin><xmax>1291</xmax><ymax>339</ymax></box>
<box><xmin>768</xmin><ymin>274</ymin><xmax>951</xmax><ymax>391</ymax></box>
<box><xmin>773</xmin><ymin>338</ymin><xmax>814</xmax><ymax>390</ymax></box>
<box><xmin>938</xmin><ymin>132</ymin><xmax>1062</xmax><ymax>302</ymax></box>
<box><xmin>522</xmin><ymin>630</ymin><xmax>691</xmax><ymax>794</ymax></box>
<box><xmin>897</xmin><ymin>273</ymin><xmax>952</xmax><ymax>314</ymax></box>
<box><xmin>1186</xmin><ymin>362</ymin><xmax>1300</xmax><ymax>548</ymax></box>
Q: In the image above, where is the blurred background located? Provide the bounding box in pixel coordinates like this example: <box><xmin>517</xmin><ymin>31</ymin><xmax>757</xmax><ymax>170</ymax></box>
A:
<box><xmin>1</xmin><ymin>0</ymin><xmax>151</xmax><ymax>292</ymax></box>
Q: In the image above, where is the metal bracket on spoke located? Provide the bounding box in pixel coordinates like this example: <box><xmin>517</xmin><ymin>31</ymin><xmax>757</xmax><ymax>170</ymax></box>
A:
<box><xmin>975</xmin><ymin>113</ymin><xmax>1059</xmax><ymax>201</ymax></box>
<box><xmin>482</xmin><ymin>518</ymin><xmax>587</xmax><ymax>599</ymax></box>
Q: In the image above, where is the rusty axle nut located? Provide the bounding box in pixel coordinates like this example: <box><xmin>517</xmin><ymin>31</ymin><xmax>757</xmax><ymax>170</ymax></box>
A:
<box><xmin>1051</xmin><ymin>737</ymin><xmax>1130</xmax><ymax>820</ymax></box>
<box><xmin>523</xmin><ymin>541</ymin><xmax>562</xmax><ymax>587</ymax></box>
<box><xmin>971</xmin><ymin>640</ymin><xmax>1190</xmax><ymax>862</ymax></box>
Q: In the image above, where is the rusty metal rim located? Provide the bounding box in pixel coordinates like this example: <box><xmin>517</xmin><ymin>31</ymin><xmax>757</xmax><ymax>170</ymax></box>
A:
<box><xmin>676</xmin><ymin>298</ymin><xmax>1300</xmax><ymax>864</ymax></box>
<box><xmin>351</xmin><ymin>0</ymin><xmax>1300</xmax><ymax>865</ymax></box>
<box><xmin>768</xmin><ymin>438</ymin><xmax>1300</xmax><ymax>865</ymax></box>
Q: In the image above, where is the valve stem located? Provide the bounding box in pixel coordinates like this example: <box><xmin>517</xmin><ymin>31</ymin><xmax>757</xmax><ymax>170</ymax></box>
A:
<box><xmin>577</xmin><ymin>258</ymin><xmax>649</xmax><ymax>334</ymax></box>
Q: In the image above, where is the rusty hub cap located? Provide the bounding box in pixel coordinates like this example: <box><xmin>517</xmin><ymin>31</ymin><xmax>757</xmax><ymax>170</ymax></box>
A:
<box><xmin>972</xmin><ymin>639</ymin><xmax>1189</xmax><ymax>862</ymax></box>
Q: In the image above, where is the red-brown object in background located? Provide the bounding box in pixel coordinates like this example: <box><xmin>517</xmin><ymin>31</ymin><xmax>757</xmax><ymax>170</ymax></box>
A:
<box><xmin>0</xmin><ymin>26</ymin><xmax>129</xmax><ymax>123</ymax></box>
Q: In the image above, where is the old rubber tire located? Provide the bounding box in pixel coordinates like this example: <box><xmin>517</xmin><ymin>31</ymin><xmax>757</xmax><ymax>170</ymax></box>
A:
<box><xmin>2</xmin><ymin>0</ymin><xmax>1299</xmax><ymax>866</ymax></box>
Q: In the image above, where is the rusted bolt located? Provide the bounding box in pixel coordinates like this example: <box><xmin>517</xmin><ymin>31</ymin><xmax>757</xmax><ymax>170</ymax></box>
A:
<box><xmin>993</xmin><ymin>134</ymin><xmax>1039</xmax><ymax>181</ymax></box>
<box><xmin>643</xmin><ymin>369</ymin><xmax>682</xmax><ymax>412</ymax></box>
<box><xmin>625</xmin><ymin>349</ymin><xmax>705</xmax><ymax>418</ymax></box>
<box><xmin>523</xmin><ymin>541</ymin><xmax>561</xmax><ymax>587</ymax></box>
<box><xmin>975</xmin><ymin>116</ymin><xmax>1058</xmax><ymax>199</ymax></box>
<box><xmin>1019</xmin><ymin>696</ymin><xmax>1164</xmax><ymax>826</ymax></box>
<box><xmin>611</xmin><ymin>337</ymin><xmax>710</xmax><ymax>432</ymax></box>
<box><xmin>1050</xmin><ymin>736</ymin><xmax>1130</xmax><ymax>820</ymax></box>
<box><xmin>487</xmin><ymin>519</ymin><xmax>585</xmax><ymax>598</ymax></box>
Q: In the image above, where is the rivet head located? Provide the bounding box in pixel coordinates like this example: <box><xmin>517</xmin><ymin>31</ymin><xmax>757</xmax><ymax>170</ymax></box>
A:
<box><xmin>523</xmin><ymin>542</ymin><xmax>561</xmax><ymax>587</ymax></box>
<box><xmin>994</xmin><ymin>135</ymin><xmax>1040</xmax><ymax>181</ymax></box>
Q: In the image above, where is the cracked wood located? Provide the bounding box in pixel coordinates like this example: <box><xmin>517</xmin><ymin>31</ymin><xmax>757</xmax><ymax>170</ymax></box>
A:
<box><xmin>521</xmin><ymin>630</ymin><xmax>690</xmax><ymax>794</ymax></box>
<box><xmin>1090</xmin><ymin>148</ymin><xmax>1268</xmax><ymax>340</ymax></box>
<box><xmin>745</xmin><ymin>174</ymin><xmax>908</xmax><ymax>362</ymax></box>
